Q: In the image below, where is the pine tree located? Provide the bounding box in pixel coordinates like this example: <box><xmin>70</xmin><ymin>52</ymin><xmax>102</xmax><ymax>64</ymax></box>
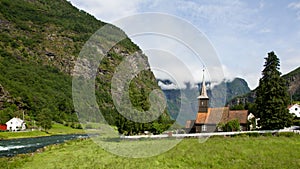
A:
<box><xmin>255</xmin><ymin>51</ymin><xmax>293</xmax><ymax>129</ymax></box>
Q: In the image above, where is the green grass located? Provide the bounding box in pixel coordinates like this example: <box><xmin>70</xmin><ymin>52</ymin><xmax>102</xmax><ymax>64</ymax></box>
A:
<box><xmin>47</xmin><ymin>123</ymin><xmax>84</xmax><ymax>135</ymax></box>
<box><xmin>1</xmin><ymin>136</ymin><xmax>300</xmax><ymax>169</ymax></box>
<box><xmin>0</xmin><ymin>123</ymin><xmax>84</xmax><ymax>139</ymax></box>
<box><xmin>0</xmin><ymin>131</ymin><xmax>49</xmax><ymax>139</ymax></box>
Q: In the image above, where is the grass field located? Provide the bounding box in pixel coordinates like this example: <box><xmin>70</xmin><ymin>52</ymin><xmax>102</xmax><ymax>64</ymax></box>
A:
<box><xmin>1</xmin><ymin>134</ymin><xmax>300</xmax><ymax>169</ymax></box>
<box><xmin>0</xmin><ymin>123</ymin><xmax>84</xmax><ymax>139</ymax></box>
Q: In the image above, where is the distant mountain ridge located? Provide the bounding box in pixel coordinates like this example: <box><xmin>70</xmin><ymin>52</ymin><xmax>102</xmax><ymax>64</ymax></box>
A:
<box><xmin>159</xmin><ymin>78</ymin><xmax>251</xmax><ymax>121</ymax></box>
<box><xmin>228</xmin><ymin>66</ymin><xmax>300</xmax><ymax>106</ymax></box>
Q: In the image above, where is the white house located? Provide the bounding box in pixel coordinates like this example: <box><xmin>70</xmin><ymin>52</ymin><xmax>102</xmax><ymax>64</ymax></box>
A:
<box><xmin>288</xmin><ymin>104</ymin><xmax>300</xmax><ymax>118</ymax></box>
<box><xmin>247</xmin><ymin>113</ymin><xmax>261</xmax><ymax>130</ymax></box>
<box><xmin>6</xmin><ymin>117</ymin><xmax>26</xmax><ymax>131</ymax></box>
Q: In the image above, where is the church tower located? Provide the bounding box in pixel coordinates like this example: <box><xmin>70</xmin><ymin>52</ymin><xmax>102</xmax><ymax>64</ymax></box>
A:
<box><xmin>197</xmin><ymin>69</ymin><xmax>209</xmax><ymax>113</ymax></box>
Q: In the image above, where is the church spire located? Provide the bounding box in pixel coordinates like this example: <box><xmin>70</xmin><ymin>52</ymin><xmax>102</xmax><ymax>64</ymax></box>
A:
<box><xmin>198</xmin><ymin>69</ymin><xmax>208</xmax><ymax>99</ymax></box>
<box><xmin>197</xmin><ymin>69</ymin><xmax>209</xmax><ymax>113</ymax></box>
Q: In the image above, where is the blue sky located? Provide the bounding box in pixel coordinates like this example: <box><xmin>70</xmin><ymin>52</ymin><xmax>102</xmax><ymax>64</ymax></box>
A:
<box><xmin>70</xmin><ymin>0</ymin><xmax>300</xmax><ymax>89</ymax></box>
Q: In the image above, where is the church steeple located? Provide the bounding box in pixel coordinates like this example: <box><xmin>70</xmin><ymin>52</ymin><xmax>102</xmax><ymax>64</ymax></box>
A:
<box><xmin>197</xmin><ymin>69</ymin><xmax>209</xmax><ymax>113</ymax></box>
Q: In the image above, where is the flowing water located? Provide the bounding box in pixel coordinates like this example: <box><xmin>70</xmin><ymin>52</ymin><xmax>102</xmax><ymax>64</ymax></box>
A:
<box><xmin>0</xmin><ymin>134</ymin><xmax>89</xmax><ymax>157</ymax></box>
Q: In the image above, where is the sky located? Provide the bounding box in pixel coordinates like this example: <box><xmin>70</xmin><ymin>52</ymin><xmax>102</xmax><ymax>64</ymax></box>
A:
<box><xmin>69</xmin><ymin>0</ymin><xmax>300</xmax><ymax>89</ymax></box>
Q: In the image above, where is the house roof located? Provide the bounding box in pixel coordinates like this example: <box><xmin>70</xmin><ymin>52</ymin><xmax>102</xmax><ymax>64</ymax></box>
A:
<box><xmin>196</xmin><ymin>107</ymin><xmax>228</xmax><ymax>124</ymax></box>
<box><xmin>6</xmin><ymin>117</ymin><xmax>24</xmax><ymax>125</ymax></box>
<box><xmin>288</xmin><ymin>104</ymin><xmax>300</xmax><ymax>109</ymax></box>
<box><xmin>195</xmin><ymin>107</ymin><xmax>248</xmax><ymax>125</ymax></box>
<box><xmin>228</xmin><ymin>110</ymin><xmax>248</xmax><ymax>124</ymax></box>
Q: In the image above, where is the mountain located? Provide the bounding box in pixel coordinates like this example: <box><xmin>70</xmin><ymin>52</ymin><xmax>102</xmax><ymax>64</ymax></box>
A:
<box><xmin>160</xmin><ymin>78</ymin><xmax>251</xmax><ymax>123</ymax></box>
<box><xmin>228</xmin><ymin>66</ymin><xmax>300</xmax><ymax>106</ymax></box>
<box><xmin>282</xmin><ymin>67</ymin><xmax>300</xmax><ymax>101</ymax></box>
<box><xmin>0</xmin><ymin>0</ymin><xmax>172</xmax><ymax>133</ymax></box>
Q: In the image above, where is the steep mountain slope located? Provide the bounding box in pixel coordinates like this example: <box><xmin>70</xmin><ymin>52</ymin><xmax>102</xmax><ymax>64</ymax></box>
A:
<box><xmin>283</xmin><ymin>67</ymin><xmax>300</xmax><ymax>101</ymax></box>
<box><xmin>0</xmin><ymin>0</ymin><xmax>172</xmax><ymax>133</ymax></box>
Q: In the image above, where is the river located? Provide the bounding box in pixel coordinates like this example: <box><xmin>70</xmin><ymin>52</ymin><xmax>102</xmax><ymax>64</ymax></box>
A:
<box><xmin>0</xmin><ymin>134</ymin><xmax>89</xmax><ymax>157</ymax></box>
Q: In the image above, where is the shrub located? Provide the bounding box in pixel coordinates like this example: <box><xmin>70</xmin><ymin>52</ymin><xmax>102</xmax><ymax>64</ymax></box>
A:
<box><xmin>233</xmin><ymin>133</ymin><xmax>248</xmax><ymax>138</ymax></box>
<box><xmin>246</xmin><ymin>132</ymin><xmax>260</xmax><ymax>137</ymax></box>
<box><xmin>219</xmin><ymin>119</ymin><xmax>240</xmax><ymax>132</ymax></box>
<box><xmin>262</xmin><ymin>132</ymin><xmax>273</xmax><ymax>137</ymax></box>
<box><xmin>276</xmin><ymin>132</ymin><xmax>296</xmax><ymax>137</ymax></box>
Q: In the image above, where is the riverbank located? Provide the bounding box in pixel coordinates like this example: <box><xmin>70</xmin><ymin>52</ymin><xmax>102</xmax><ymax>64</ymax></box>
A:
<box><xmin>0</xmin><ymin>123</ymin><xmax>85</xmax><ymax>140</ymax></box>
<box><xmin>1</xmin><ymin>135</ymin><xmax>300</xmax><ymax>168</ymax></box>
<box><xmin>0</xmin><ymin>134</ymin><xmax>89</xmax><ymax>157</ymax></box>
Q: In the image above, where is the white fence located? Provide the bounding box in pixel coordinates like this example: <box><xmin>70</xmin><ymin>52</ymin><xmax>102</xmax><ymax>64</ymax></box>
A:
<box><xmin>121</xmin><ymin>129</ymin><xmax>300</xmax><ymax>139</ymax></box>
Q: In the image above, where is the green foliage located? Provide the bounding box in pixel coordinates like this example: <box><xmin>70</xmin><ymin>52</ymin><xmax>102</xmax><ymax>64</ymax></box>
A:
<box><xmin>36</xmin><ymin>108</ymin><xmax>52</xmax><ymax>131</ymax></box>
<box><xmin>255</xmin><ymin>52</ymin><xmax>293</xmax><ymax>129</ymax></box>
<box><xmin>230</xmin><ymin>103</ymin><xmax>245</xmax><ymax>110</ymax></box>
<box><xmin>276</xmin><ymin>132</ymin><xmax>297</xmax><ymax>137</ymax></box>
<box><xmin>0</xmin><ymin>0</ymin><xmax>104</xmax><ymax>33</ymax></box>
<box><xmin>262</xmin><ymin>132</ymin><xmax>273</xmax><ymax>137</ymax></box>
<box><xmin>219</xmin><ymin>119</ymin><xmax>240</xmax><ymax>132</ymax></box>
<box><xmin>0</xmin><ymin>57</ymin><xmax>75</xmax><ymax>123</ymax></box>
<box><xmin>246</xmin><ymin>132</ymin><xmax>261</xmax><ymax>137</ymax></box>
<box><xmin>0</xmin><ymin>103</ymin><xmax>24</xmax><ymax>124</ymax></box>
<box><xmin>293</xmin><ymin>118</ymin><xmax>300</xmax><ymax>126</ymax></box>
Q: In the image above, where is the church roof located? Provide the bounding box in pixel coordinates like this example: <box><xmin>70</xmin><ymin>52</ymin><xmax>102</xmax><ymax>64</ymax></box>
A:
<box><xmin>195</xmin><ymin>107</ymin><xmax>248</xmax><ymax>124</ymax></box>
<box><xmin>228</xmin><ymin>110</ymin><xmax>248</xmax><ymax>124</ymax></box>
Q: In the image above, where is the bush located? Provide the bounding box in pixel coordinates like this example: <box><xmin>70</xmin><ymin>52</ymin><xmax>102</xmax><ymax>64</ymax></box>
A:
<box><xmin>246</xmin><ymin>132</ymin><xmax>260</xmax><ymax>137</ymax></box>
<box><xmin>219</xmin><ymin>119</ymin><xmax>241</xmax><ymax>132</ymax></box>
<box><xmin>233</xmin><ymin>133</ymin><xmax>248</xmax><ymax>138</ymax></box>
<box><xmin>276</xmin><ymin>132</ymin><xmax>296</xmax><ymax>137</ymax></box>
<box><xmin>76</xmin><ymin>124</ymin><xmax>83</xmax><ymax>129</ymax></box>
<box><xmin>262</xmin><ymin>132</ymin><xmax>273</xmax><ymax>137</ymax></box>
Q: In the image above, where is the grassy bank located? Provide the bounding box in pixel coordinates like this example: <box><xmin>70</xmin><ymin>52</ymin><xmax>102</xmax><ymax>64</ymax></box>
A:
<box><xmin>1</xmin><ymin>135</ymin><xmax>300</xmax><ymax>168</ymax></box>
<box><xmin>0</xmin><ymin>123</ymin><xmax>84</xmax><ymax>139</ymax></box>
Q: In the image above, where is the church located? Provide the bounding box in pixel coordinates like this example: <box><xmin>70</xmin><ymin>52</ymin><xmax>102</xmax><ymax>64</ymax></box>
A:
<box><xmin>185</xmin><ymin>71</ymin><xmax>249</xmax><ymax>133</ymax></box>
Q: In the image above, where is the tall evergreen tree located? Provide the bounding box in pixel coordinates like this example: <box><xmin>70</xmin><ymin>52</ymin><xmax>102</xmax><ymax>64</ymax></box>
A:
<box><xmin>255</xmin><ymin>51</ymin><xmax>293</xmax><ymax>129</ymax></box>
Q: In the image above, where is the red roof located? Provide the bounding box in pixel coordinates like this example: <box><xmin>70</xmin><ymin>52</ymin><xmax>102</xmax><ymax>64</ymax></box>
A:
<box><xmin>195</xmin><ymin>107</ymin><xmax>248</xmax><ymax>125</ymax></box>
<box><xmin>0</xmin><ymin>124</ymin><xmax>7</xmax><ymax>131</ymax></box>
<box><xmin>228</xmin><ymin>110</ymin><xmax>248</xmax><ymax>124</ymax></box>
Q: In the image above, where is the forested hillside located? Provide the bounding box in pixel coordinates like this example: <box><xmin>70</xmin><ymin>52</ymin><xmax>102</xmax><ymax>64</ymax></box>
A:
<box><xmin>0</xmin><ymin>0</ymin><xmax>173</xmax><ymax>134</ymax></box>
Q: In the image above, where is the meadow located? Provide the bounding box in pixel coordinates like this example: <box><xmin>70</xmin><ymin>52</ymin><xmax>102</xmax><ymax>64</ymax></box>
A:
<box><xmin>1</xmin><ymin>134</ymin><xmax>300</xmax><ymax>169</ymax></box>
<box><xmin>0</xmin><ymin>123</ymin><xmax>84</xmax><ymax>139</ymax></box>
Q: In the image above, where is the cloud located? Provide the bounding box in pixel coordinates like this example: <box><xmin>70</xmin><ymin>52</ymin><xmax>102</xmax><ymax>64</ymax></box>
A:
<box><xmin>288</xmin><ymin>2</ymin><xmax>300</xmax><ymax>20</ymax></box>
<box><xmin>288</xmin><ymin>2</ymin><xmax>300</xmax><ymax>9</ymax></box>
<box><xmin>69</xmin><ymin>0</ymin><xmax>300</xmax><ymax>90</ymax></box>
<box><xmin>259</xmin><ymin>28</ymin><xmax>272</xmax><ymax>33</ymax></box>
<box><xmin>142</xmin><ymin>0</ymin><xmax>258</xmax><ymax>33</ymax></box>
<box><xmin>69</xmin><ymin>0</ymin><xmax>143</xmax><ymax>21</ymax></box>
